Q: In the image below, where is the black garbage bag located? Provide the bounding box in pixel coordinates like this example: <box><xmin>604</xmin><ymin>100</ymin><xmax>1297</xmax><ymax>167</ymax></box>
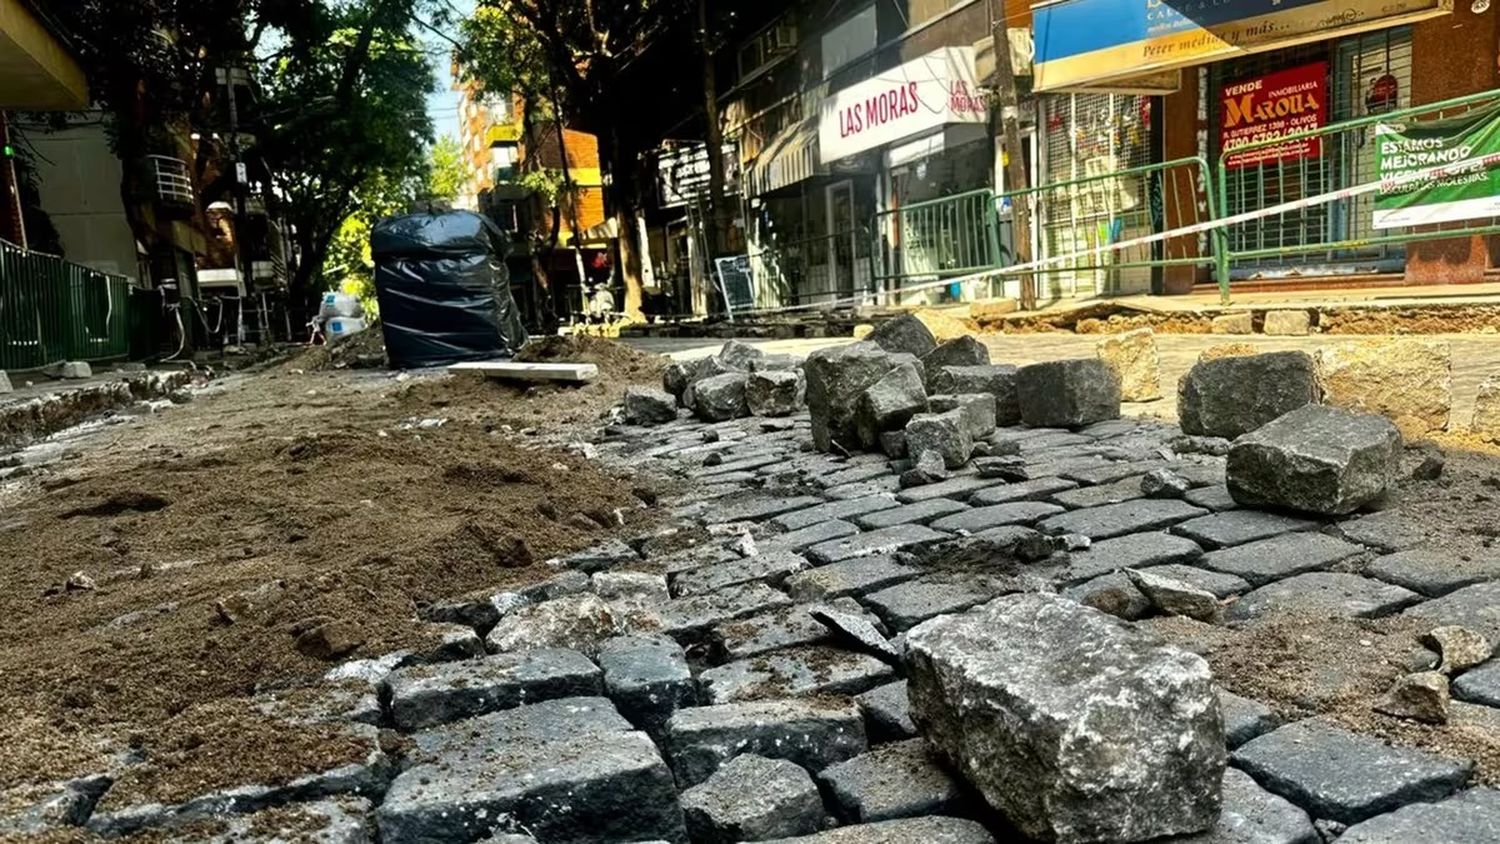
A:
<box><xmin>370</xmin><ymin>210</ymin><xmax>528</xmax><ymax>368</ymax></box>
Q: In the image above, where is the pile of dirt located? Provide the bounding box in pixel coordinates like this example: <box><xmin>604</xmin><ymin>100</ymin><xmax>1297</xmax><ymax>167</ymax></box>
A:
<box><xmin>0</xmin><ymin>368</ymin><xmax>665</xmax><ymax>806</ymax></box>
<box><xmin>514</xmin><ymin>333</ymin><xmax>666</xmax><ymax>383</ymax></box>
<box><xmin>285</xmin><ymin>325</ymin><xmax>387</xmax><ymax>372</ymax></box>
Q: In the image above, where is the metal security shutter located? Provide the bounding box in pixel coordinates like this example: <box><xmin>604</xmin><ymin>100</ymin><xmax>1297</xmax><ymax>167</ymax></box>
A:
<box><xmin>1039</xmin><ymin>93</ymin><xmax>1154</xmax><ymax>297</ymax></box>
<box><xmin>1209</xmin><ymin>28</ymin><xmax>1412</xmax><ymax>273</ymax></box>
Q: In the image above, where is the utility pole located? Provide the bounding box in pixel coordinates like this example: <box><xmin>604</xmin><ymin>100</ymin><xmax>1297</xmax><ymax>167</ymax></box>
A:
<box><xmin>989</xmin><ymin>0</ymin><xmax>1035</xmax><ymax>311</ymax></box>
<box><xmin>697</xmin><ymin>0</ymin><xmax>728</xmax><ymax>258</ymax></box>
<box><xmin>220</xmin><ymin>66</ymin><xmax>253</xmax><ymax>342</ymax></box>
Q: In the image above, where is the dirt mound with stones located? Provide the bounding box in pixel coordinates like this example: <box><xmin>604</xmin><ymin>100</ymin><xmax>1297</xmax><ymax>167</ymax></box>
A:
<box><xmin>0</xmin><ymin>367</ymin><xmax>664</xmax><ymax>812</ymax></box>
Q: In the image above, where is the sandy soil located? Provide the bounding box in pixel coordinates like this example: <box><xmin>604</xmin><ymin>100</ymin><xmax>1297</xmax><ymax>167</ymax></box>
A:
<box><xmin>0</xmin><ymin>336</ymin><xmax>666</xmax><ymax>816</ymax></box>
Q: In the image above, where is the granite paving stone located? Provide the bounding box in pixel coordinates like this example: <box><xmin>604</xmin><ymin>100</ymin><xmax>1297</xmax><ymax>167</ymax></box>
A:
<box><xmin>708</xmin><ymin>494</ymin><xmax>824</xmax><ymax>524</ymax></box>
<box><xmin>1172</xmin><ymin>510</ymin><xmax>1321</xmax><ymax>549</ymax></box>
<box><xmin>861</xmin><ymin>578</ymin><xmax>1006</xmax><ymax>632</ymax></box>
<box><xmin>854</xmin><ymin>680</ymin><xmax>917</xmax><ymax>741</ymax></box>
<box><xmin>1197</xmin><ymin>533</ymin><xmax>1366</xmax><ymax>587</ymax></box>
<box><xmin>968</xmin><ymin>476</ymin><xmax>1078</xmax><ymax>505</ymax></box>
<box><xmin>1060</xmin><ymin>572</ymin><xmax>1150</xmax><ymax>620</ymax></box>
<box><xmin>1049</xmin><ymin>475</ymin><xmax>1148</xmax><ymax>509</ymax></box>
<box><xmin>671</xmin><ymin>551</ymin><xmax>811</xmax><ymax>597</ymax></box>
<box><xmin>760</xmin><ymin>520</ymin><xmax>861</xmax><ymax>554</ymax></box>
<box><xmin>699</xmin><ymin>646</ymin><xmax>896</xmax><ymax>703</ymax></box>
<box><xmin>1166</xmin><ymin>768</ymin><xmax>1316</xmax><ymax>844</ymax></box>
<box><xmin>664</xmin><ymin>698</ymin><xmax>868</xmax><ymax>787</ymax></box>
<box><xmin>825</xmin><ymin>476</ymin><xmax>903</xmax><ymax>499</ymax></box>
<box><xmin>1333</xmin><ymin>510</ymin><xmax>1430</xmax><ymax>553</ymax></box>
<box><xmin>1403</xmin><ymin>581</ymin><xmax>1500</xmax><ymax>641</ymax></box>
<box><xmin>597</xmin><ymin>636</ymin><xmax>696</xmax><ymax>737</ymax></box>
<box><xmin>855</xmin><ymin>498</ymin><xmax>970</xmax><ymax>529</ymax></box>
<box><xmin>784</xmin><ymin>556</ymin><xmax>922</xmax><ymax>601</ymax></box>
<box><xmin>1184</xmin><ymin>484</ymin><xmax>1241</xmax><ymax>511</ymax></box>
<box><xmin>817</xmin><ymin>739</ymin><xmax>967</xmax><ymax>823</ymax></box>
<box><xmin>1453</xmin><ymin>660</ymin><xmax>1500</xmax><ymax>707</ymax></box>
<box><xmin>1038</xmin><ymin>499</ymin><xmax>1207</xmax><ymax>540</ymax></box>
<box><xmin>1135</xmin><ymin>564</ymin><xmax>1251</xmax><ymax>599</ymax></box>
<box><xmin>773</xmin><ymin>496</ymin><xmax>902</xmax><ymax>531</ymax></box>
<box><xmin>1218</xmin><ymin>689</ymin><xmax>1281</xmax><ymax>749</ymax></box>
<box><xmin>1226</xmin><ymin>573</ymin><xmax>1422</xmax><ymax>622</ymax></box>
<box><xmin>383</xmin><ymin>649</ymin><xmax>602</xmax><ymax>731</ymax></box>
<box><xmin>1367</xmin><ymin>549</ymin><xmax>1500</xmax><ymax>597</ymax></box>
<box><xmin>1062</xmin><ymin>459</ymin><xmax>1168</xmax><ymax>486</ymax></box>
<box><xmin>760</xmin><ymin>816</ymin><xmax>995</xmax><ymax>843</ymax></box>
<box><xmin>710</xmin><ymin>600</ymin><xmax>875</xmax><ymax>661</ymax></box>
<box><xmin>894</xmin><ymin>475</ymin><xmax>1006</xmax><ymax>503</ymax></box>
<box><xmin>1231</xmin><ymin>720</ymin><xmax>1473</xmax><ymax>825</ymax></box>
<box><xmin>818</xmin><ymin>464</ymin><xmax>896</xmax><ymax>489</ymax></box>
<box><xmin>929</xmin><ymin>501</ymin><xmax>1066</xmax><ymax>533</ymax></box>
<box><xmin>681</xmin><ymin>754</ymin><xmax>825</xmax><ymax>842</ymax></box>
<box><xmin>1339</xmin><ymin>787</ymin><xmax>1500</xmax><ymax>843</ymax></box>
<box><xmin>805</xmin><ymin>525</ymin><xmax>950</xmax><ymax>565</ymax></box>
<box><xmin>657</xmin><ymin>582</ymin><xmax>795</xmax><ymax>639</ymax></box>
<box><xmin>1058</xmin><ymin>532</ymin><xmax>1204</xmax><ymax>584</ymax></box>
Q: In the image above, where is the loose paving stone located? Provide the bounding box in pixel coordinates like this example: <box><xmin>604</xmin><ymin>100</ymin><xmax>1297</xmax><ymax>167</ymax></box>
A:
<box><xmin>818</xmin><ymin>739</ymin><xmax>967</xmax><ymax>823</ymax></box>
<box><xmin>906</xmin><ymin>593</ymin><xmax>1223</xmax><ymax>842</ymax></box>
<box><xmin>598</xmin><ymin>635</ymin><xmax>696</xmax><ymax>736</ymax></box>
<box><xmin>905</xmin><ymin>409</ymin><xmax>974</xmax><ymax>469</ymax></box>
<box><xmin>681</xmin><ymin>754</ymin><xmax>826</xmax><ymax>842</ymax></box>
<box><xmin>1367</xmin><ymin>549</ymin><xmax>1500</xmax><ymax>597</ymax></box>
<box><xmin>805</xmin><ymin>524</ymin><xmax>949</xmax><ymax>565</ymax></box>
<box><xmin>0</xmin><ymin>776</ymin><xmax>111</xmax><ymax>836</ymax></box>
<box><xmin>1141</xmin><ymin>467</ymin><xmax>1192</xmax><ymax>499</ymax></box>
<box><xmin>1063</xmin><ymin>459</ymin><xmax>1168</xmax><ymax>487</ymax></box>
<box><xmin>1426</xmin><ymin>625</ymin><xmax>1494</xmax><ymax>675</ymax></box>
<box><xmin>552</xmin><ymin>538</ymin><xmax>639</xmax><ymax>573</ymax></box>
<box><xmin>857</xmin><ymin>362</ymin><xmax>930</xmax><ymax>449</ymax></box>
<box><xmin>1226</xmin><ymin>572</ymin><xmax>1421</xmax><ymax>622</ymax></box>
<box><xmin>593</xmin><ymin>570</ymin><xmax>671</xmax><ymax>604</ymax></box>
<box><xmin>855</xmin><ymin>680</ymin><xmax>917</xmax><ymax>741</ymax></box>
<box><xmin>692</xmin><ymin>453</ymin><xmax>787</xmax><ymax>478</ymax></box>
<box><xmin>1184</xmin><ymin>483</ymin><xmax>1240</xmax><ymax>511</ymax></box>
<box><xmin>866</xmin><ymin>313</ymin><xmax>937</xmax><ymax>357</ymax></box>
<box><xmin>1218</xmin><ymin>688</ymin><xmax>1281</xmax><ymax>749</ymax></box>
<box><xmin>930</xmin><ymin>364</ymin><xmax>1020</xmax><ymax>424</ymax></box>
<box><xmin>929</xmin><ymin>500</ymin><xmax>1065</xmax><ymax>533</ymax></box>
<box><xmin>895</xmin><ymin>474</ymin><xmax>1006</xmax><ymax>503</ymax></box>
<box><xmin>1227</xmin><ymin>405</ymin><xmax>1402</xmax><ymax>516</ymax></box>
<box><xmin>818</xmin><ymin>463</ymin><xmax>895</xmax><ymax>489</ymax></box>
<box><xmin>969</xmin><ymin>476</ymin><xmax>1078</xmax><ymax>505</ymax></box>
<box><xmin>784</xmin><ymin>556</ymin><xmax>922</xmax><ymax>601</ymax></box>
<box><xmin>1050</xmin><ymin>475</ymin><xmax>1148</xmax><ymax>509</ymax></box>
<box><xmin>1333</xmin><ymin>510</ymin><xmax>1429</xmax><ymax>553</ymax></box>
<box><xmin>1038</xmin><ymin>499</ymin><xmax>1207</xmax><ymax>540</ymax></box>
<box><xmin>1197</xmin><ymin>532</ymin><xmax>1366</xmax><ymax>587</ymax></box>
<box><xmin>748</xmin><ymin>369</ymin><xmax>806</xmax><ymax>417</ymax></box>
<box><xmin>664</xmin><ymin>698</ymin><xmax>868</xmax><ymax>787</ymax></box>
<box><xmin>919</xmin><ymin>337</ymin><xmax>990</xmax><ymax>386</ymax></box>
<box><xmin>1061</xmin><ymin>572</ymin><xmax>1151</xmax><ymax>620</ymax></box>
<box><xmin>378</xmin><ymin>728</ymin><xmax>684</xmax><ymax>843</ymax></box>
<box><xmin>760</xmin><ymin>519</ymin><xmax>861</xmax><ymax>553</ymax></box>
<box><xmin>695</xmin><ymin>372</ymin><xmax>751</xmax><ymax>422</ymax></box>
<box><xmin>1340</xmin><ymin>786</ymin><xmax>1500</xmax><ymax>843</ymax></box>
<box><xmin>1403</xmin><ymin>581</ymin><xmax>1500</xmax><ymax>641</ymax></box>
<box><xmin>699</xmin><ymin>645</ymin><xmax>895</xmax><ymax>703</ymax></box>
<box><xmin>928</xmin><ymin>393</ymin><xmax>998</xmax><ymax>439</ymax></box>
<box><xmin>1171</xmin><ymin>510</ymin><xmax>1320</xmax><ymax>549</ymax></box>
<box><xmin>707</xmin><ymin>493</ymin><xmax>824</xmax><ymax>524</ymax></box>
<box><xmin>855</xmin><ymin>498</ymin><xmax>969</xmax><ymax>529</ymax></box>
<box><xmin>485</xmin><ymin>593</ymin><xmax>625</xmax><ymax>658</ymax></box>
<box><xmin>1136</xmin><ymin>564</ymin><xmax>1251</xmax><ymax>599</ymax></box>
<box><xmin>1178</xmin><ymin>351</ymin><xmax>1320</xmax><ymax>439</ymax></box>
<box><xmin>1127</xmin><ymin>568</ymin><xmax>1221</xmax><ymax>621</ymax></box>
<box><xmin>805</xmin><ymin>342</ymin><xmax>916</xmax><ymax>452</ymax></box>
<box><xmin>774</xmin><ymin>496</ymin><xmax>901</xmax><ymax>531</ymax></box>
<box><xmin>1060</xmin><ymin>531</ymin><xmax>1204</xmax><ymax>584</ymax></box>
<box><xmin>383</xmin><ymin>648</ymin><xmax>602</xmax><ymax>731</ymax></box>
<box><xmin>862</xmin><ymin>577</ymin><xmax>1006</xmax><ymax>632</ymax></box>
<box><xmin>710</xmin><ymin>599</ymin><xmax>875</xmax><ymax>660</ymax></box>
<box><xmin>1016</xmin><ymin>358</ymin><xmax>1122</xmax><ymax>428</ymax></box>
<box><xmin>1097</xmin><ymin>327</ymin><xmax>1162</xmax><ymax>402</ymax></box>
<box><xmin>810</xmin><ymin>606</ymin><xmax>900</xmax><ymax>664</ymax></box>
<box><xmin>1167</xmin><ymin>768</ymin><xmax>1316</xmax><ymax>844</ymax></box>
<box><xmin>1453</xmin><ymin>660</ymin><xmax>1500</xmax><ymax>707</ymax></box>
<box><xmin>624</xmin><ymin>387</ymin><xmax>679</xmax><ymax>425</ymax></box>
<box><xmin>672</xmin><ymin>552</ymin><xmax>811</xmax><ymax>597</ymax></box>
<box><xmin>1231</xmin><ymin>720</ymin><xmax>1473</xmax><ymax>825</ymax></box>
<box><xmin>408</xmin><ymin>696</ymin><xmax>633</xmax><ymax>759</ymax></box>
<box><xmin>657</xmin><ymin>582</ymin><xmax>794</xmax><ymax>640</ymax></box>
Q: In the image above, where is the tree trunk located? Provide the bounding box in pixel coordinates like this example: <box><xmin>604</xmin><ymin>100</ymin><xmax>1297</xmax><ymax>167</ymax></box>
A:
<box><xmin>989</xmin><ymin>0</ymin><xmax>1035</xmax><ymax>310</ymax></box>
<box><xmin>696</xmin><ymin>0</ymin><xmax>728</xmax><ymax>258</ymax></box>
<box><xmin>597</xmin><ymin>120</ymin><xmax>644</xmax><ymax>320</ymax></box>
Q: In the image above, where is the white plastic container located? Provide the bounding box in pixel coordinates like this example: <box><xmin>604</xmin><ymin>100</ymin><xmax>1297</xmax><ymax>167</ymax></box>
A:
<box><xmin>326</xmin><ymin>317</ymin><xmax>368</xmax><ymax>340</ymax></box>
<box><xmin>320</xmin><ymin>291</ymin><xmax>364</xmax><ymax>319</ymax></box>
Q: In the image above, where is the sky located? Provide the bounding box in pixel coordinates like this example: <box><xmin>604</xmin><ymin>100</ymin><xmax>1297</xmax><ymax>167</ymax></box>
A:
<box><xmin>422</xmin><ymin>0</ymin><xmax>474</xmax><ymax>142</ymax></box>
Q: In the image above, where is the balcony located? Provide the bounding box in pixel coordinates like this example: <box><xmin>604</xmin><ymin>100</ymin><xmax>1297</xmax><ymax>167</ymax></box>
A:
<box><xmin>145</xmin><ymin>155</ymin><xmax>195</xmax><ymax>216</ymax></box>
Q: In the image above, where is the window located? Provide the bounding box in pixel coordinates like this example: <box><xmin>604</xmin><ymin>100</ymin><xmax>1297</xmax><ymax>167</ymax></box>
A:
<box><xmin>822</xmin><ymin>6</ymin><xmax>876</xmax><ymax>79</ymax></box>
<box><xmin>738</xmin><ymin>15</ymin><xmax>797</xmax><ymax>81</ymax></box>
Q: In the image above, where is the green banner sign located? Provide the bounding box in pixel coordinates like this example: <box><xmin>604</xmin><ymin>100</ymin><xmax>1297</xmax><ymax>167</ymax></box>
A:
<box><xmin>1374</xmin><ymin>103</ymin><xmax>1500</xmax><ymax>229</ymax></box>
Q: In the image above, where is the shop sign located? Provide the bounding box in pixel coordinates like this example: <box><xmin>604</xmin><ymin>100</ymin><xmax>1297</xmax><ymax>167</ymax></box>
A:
<box><xmin>1373</xmin><ymin>103</ymin><xmax>1500</xmax><ymax>228</ymax></box>
<box><xmin>657</xmin><ymin>141</ymin><xmax>739</xmax><ymax>208</ymax></box>
<box><xmin>1220</xmin><ymin>62</ymin><xmax>1327</xmax><ymax>170</ymax></box>
<box><xmin>1031</xmin><ymin>0</ymin><xmax>1452</xmax><ymax>92</ymax></box>
<box><xmin>819</xmin><ymin>47</ymin><xmax>987</xmax><ymax>164</ymax></box>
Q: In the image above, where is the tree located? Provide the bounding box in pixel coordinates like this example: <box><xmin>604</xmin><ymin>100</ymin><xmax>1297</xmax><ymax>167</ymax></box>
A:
<box><xmin>462</xmin><ymin>0</ymin><xmax>693</xmax><ymax>320</ymax></box>
<box><xmin>425</xmin><ymin>135</ymin><xmax>465</xmax><ymax>203</ymax></box>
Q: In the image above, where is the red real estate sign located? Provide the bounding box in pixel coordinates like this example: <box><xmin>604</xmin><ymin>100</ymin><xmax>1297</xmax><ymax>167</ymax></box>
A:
<box><xmin>1221</xmin><ymin>62</ymin><xmax>1328</xmax><ymax>170</ymax></box>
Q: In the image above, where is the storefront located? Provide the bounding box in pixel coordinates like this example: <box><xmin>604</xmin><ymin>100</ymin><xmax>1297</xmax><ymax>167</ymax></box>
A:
<box><xmin>1031</xmin><ymin>0</ymin><xmax>1465</xmax><ymax>292</ymax></box>
<box><xmin>819</xmin><ymin>46</ymin><xmax>994</xmax><ymax>302</ymax></box>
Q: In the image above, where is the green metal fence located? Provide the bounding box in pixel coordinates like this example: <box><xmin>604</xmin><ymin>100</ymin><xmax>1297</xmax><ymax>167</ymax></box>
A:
<box><xmin>751</xmin><ymin>228</ymin><xmax>874</xmax><ymax>307</ymax></box>
<box><xmin>1216</xmin><ymin>88</ymin><xmax>1500</xmax><ymax>284</ymax></box>
<box><xmin>0</xmin><ymin>239</ymin><xmax>134</xmax><ymax>371</ymax></box>
<box><xmin>872</xmin><ymin>188</ymin><xmax>1001</xmax><ymax>295</ymax></box>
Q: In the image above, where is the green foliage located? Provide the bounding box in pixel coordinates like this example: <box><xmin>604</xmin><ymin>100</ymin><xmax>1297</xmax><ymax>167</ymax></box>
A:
<box><xmin>424</xmin><ymin>135</ymin><xmax>466</xmax><ymax>203</ymax></box>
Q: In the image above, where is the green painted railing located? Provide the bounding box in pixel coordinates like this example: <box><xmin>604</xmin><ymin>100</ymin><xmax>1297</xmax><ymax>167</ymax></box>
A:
<box><xmin>0</xmin><ymin>239</ymin><xmax>134</xmax><ymax>371</ymax></box>
<box><xmin>872</xmin><ymin>188</ymin><xmax>1002</xmax><ymax>290</ymax></box>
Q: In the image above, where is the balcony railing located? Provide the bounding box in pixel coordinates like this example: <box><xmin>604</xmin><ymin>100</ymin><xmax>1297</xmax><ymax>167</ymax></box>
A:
<box><xmin>146</xmin><ymin>154</ymin><xmax>194</xmax><ymax>205</ymax></box>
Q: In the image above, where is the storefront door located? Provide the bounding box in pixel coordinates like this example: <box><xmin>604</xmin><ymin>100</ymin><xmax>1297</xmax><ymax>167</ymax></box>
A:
<box><xmin>827</xmin><ymin>180</ymin><xmax>856</xmax><ymax>298</ymax></box>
